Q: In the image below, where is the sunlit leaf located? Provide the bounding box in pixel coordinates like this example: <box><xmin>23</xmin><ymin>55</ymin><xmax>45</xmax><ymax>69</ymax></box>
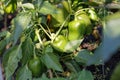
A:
<box><xmin>16</xmin><ymin>65</ymin><xmax>32</xmax><ymax>80</ymax></box>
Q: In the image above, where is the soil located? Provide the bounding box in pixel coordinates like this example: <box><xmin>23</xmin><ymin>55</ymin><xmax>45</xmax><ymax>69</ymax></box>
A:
<box><xmin>86</xmin><ymin>50</ymin><xmax>120</xmax><ymax>80</ymax></box>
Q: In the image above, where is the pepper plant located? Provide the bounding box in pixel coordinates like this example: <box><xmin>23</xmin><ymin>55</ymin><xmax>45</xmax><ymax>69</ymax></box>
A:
<box><xmin>0</xmin><ymin>0</ymin><xmax>120</xmax><ymax>80</ymax></box>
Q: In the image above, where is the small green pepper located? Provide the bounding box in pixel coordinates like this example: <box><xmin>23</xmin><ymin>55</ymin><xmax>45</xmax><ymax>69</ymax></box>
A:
<box><xmin>68</xmin><ymin>20</ymin><xmax>86</xmax><ymax>41</ymax></box>
<box><xmin>52</xmin><ymin>35</ymin><xmax>68</xmax><ymax>52</ymax></box>
<box><xmin>75</xmin><ymin>12</ymin><xmax>92</xmax><ymax>35</ymax></box>
<box><xmin>28</xmin><ymin>56</ymin><xmax>43</xmax><ymax>77</ymax></box>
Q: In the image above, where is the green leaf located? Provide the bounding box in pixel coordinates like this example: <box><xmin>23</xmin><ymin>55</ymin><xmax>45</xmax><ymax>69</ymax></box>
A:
<box><xmin>0</xmin><ymin>40</ymin><xmax>6</xmax><ymax>54</ymax></box>
<box><xmin>0</xmin><ymin>30</ymin><xmax>8</xmax><ymax>38</ymax></box>
<box><xmin>12</xmin><ymin>12</ymin><xmax>31</xmax><ymax>45</ymax></box>
<box><xmin>51</xmin><ymin>6</ymin><xmax>69</xmax><ymax>27</ymax></box>
<box><xmin>39</xmin><ymin>1</ymin><xmax>56</xmax><ymax>15</ymax></box>
<box><xmin>39</xmin><ymin>1</ymin><xmax>69</xmax><ymax>27</ymax></box>
<box><xmin>43</xmin><ymin>45</ymin><xmax>53</xmax><ymax>54</ymax></box>
<box><xmin>78</xmin><ymin>69</ymin><xmax>94</xmax><ymax>80</ymax></box>
<box><xmin>64</xmin><ymin>61</ymin><xmax>81</xmax><ymax>79</ymax></box>
<box><xmin>3</xmin><ymin>48</ymin><xmax>11</xmax><ymax>68</ymax></box>
<box><xmin>68</xmin><ymin>72</ymin><xmax>80</xmax><ymax>80</ymax></box>
<box><xmin>21</xmin><ymin>36</ymin><xmax>34</xmax><ymax>66</ymax></box>
<box><xmin>0</xmin><ymin>31</ymin><xmax>11</xmax><ymax>54</ymax></box>
<box><xmin>65</xmin><ymin>39</ymin><xmax>83</xmax><ymax>52</ymax></box>
<box><xmin>64</xmin><ymin>60</ymin><xmax>80</xmax><ymax>74</ymax></box>
<box><xmin>41</xmin><ymin>46</ymin><xmax>63</xmax><ymax>71</ymax></box>
<box><xmin>16</xmin><ymin>65</ymin><xmax>32</xmax><ymax>80</ymax></box>
<box><xmin>3</xmin><ymin>45</ymin><xmax>22</xmax><ymax>80</ymax></box>
<box><xmin>41</xmin><ymin>53</ymin><xmax>63</xmax><ymax>71</ymax></box>
<box><xmin>33</xmin><ymin>0</ymin><xmax>43</xmax><ymax>10</ymax></box>
<box><xmin>75</xmin><ymin>49</ymin><xmax>94</xmax><ymax>65</ymax></box>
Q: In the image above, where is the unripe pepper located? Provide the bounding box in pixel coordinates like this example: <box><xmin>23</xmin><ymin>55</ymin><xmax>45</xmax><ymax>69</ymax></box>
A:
<box><xmin>75</xmin><ymin>12</ymin><xmax>92</xmax><ymax>35</ymax></box>
<box><xmin>28</xmin><ymin>56</ymin><xmax>43</xmax><ymax>77</ymax></box>
<box><xmin>68</xmin><ymin>20</ymin><xmax>86</xmax><ymax>41</ymax></box>
<box><xmin>52</xmin><ymin>35</ymin><xmax>68</xmax><ymax>52</ymax></box>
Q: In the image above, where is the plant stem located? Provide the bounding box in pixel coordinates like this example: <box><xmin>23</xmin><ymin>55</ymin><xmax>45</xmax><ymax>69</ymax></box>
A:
<box><xmin>45</xmin><ymin>24</ymin><xmax>52</xmax><ymax>36</ymax></box>
<box><xmin>35</xmin><ymin>29</ymin><xmax>43</xmax><ymax>45</ymax></box>
<box><xmin>4</xmin><ymin>14</ymin><xmax>7</xmax><ymax>30</ymax></box>
<box><xmin>38</xmin><ymin>24</ymin><xmax>51</xmax><ymax>39</ymax></box>
<box><xmin>33</xmin><ymin>47</ymin><xmax>37</xmax><ymax>58</ymax></box>
<box><xmin>47</xmin><ymin>69</ymin><xmax>53</xmax><ymax>78</ymax></box>
<box><xmin>51</xmin><ymin>14</ymin><xmax>70</xmax><ymax>42</ymax></box>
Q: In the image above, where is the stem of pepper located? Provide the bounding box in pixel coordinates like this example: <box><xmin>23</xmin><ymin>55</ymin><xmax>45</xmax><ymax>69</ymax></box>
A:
<box><xmin>35</xmin><ymin>29</ymin><xmax>43</xmax><ymax>46</ymax></box>
<box><xmin>51</xmin><ymin>14</ymin><xmax>70</xmax><ymax>43</ymax></box>
<box><xmin>38</xmin><ymin>24</ymin><xmax>52</xmax><ymax>39</ymax></box>
<box><xmin>45</xmin><ymin>24</ymin><xmax>52</xmax><ymax>36</ymax></box>
<box><xmin>33</xmin><ymin>47</ymin><xmax>37</xmax><ymax>59</ymax></box>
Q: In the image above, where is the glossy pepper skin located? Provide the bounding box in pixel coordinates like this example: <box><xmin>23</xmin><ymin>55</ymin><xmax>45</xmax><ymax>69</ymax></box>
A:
<box><xmin>68</xmin><ymin>20</ymin><xmax>86</xmax><ymax>41</ymax></box>
<box><xmin>76</xmin><ymin>13</ymin><xmax>91</xmax><ymax>27</ymax></box>
<box><xmin>75</xmin><ymin>12</ymin><xmax>92</xmax><ymax>35</ymax></box>
<box><xmin>52</xmin><ymin>35</ymin><xmax>68</xmax><ymax>52</ymax></box>
<box><xmin>4</xmin><ymin>0</ymin><xmax>17</xmax><ymax>14</ymax></box>
<box><xmin>28</xmin><ymin>56</ymin><xmax>43</xmax><ymax>77</ymax></box>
